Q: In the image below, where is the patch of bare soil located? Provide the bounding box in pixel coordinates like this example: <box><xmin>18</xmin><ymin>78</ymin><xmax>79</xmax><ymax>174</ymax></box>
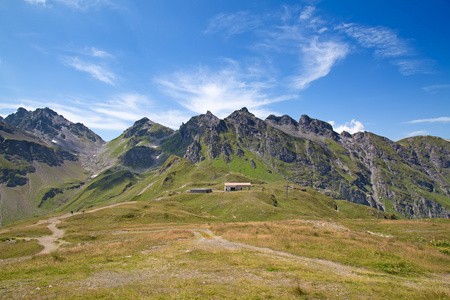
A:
<box><xmin>18</xmin><ymin>202</ymin><xmax>138</xmax><ymax>256</ymax></box>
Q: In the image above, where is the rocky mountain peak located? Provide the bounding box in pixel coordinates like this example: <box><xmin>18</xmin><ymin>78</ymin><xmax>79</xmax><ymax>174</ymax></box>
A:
<box><xmin>201</xmin><ymin>111</ymin><xmax>220</xmax><ymax>125</ymax></box>
<box><xmin>265</xmin><ymin>114</ymin><xmax>299</xmax><ymax>133</ymax></box>
<box><xmin>225</xmin><ymin>107</ymin><xmax>258</xmax><ymax>124</ymax></box>
<box><xmin>124</xmin><ymin>117</ymin><xmax>154</xmax><ymax>139</ymax></box>
<box><xmin>298</xmin><ymin>114</ymin><xmax>338</xmax><ymax>140</ymax></box>
<box><xmin>4</xmin><ymin>107</ymin><xmax>105</xmax><ymax>172</ymax></box>
<box><xmin>340</xmin><ymin>131</ymin><xmax>352</xmax><ymax>138</ymax></box>
<box><xmin>298</xmin><ymin>114</ymin><xmax>332</xmax><ymax>132</ymax></box>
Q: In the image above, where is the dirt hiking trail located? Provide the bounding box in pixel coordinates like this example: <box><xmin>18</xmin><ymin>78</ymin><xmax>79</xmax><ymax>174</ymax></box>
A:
<box><xmin>27</xmin><ymin>202</ymin><xmax>137</xmax><ymax>255</ymax></box>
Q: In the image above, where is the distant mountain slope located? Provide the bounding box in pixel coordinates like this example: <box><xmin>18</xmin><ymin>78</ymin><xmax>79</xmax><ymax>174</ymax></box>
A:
<box><xmin>4</xmin><ymin>108</ymin><xmax>105</xmax><ymax>172</ymax></box>
<box><xmin>175</xmin><ymin>108</ymin><xmax>450</xmax><ymax>218</ymax></box>
<box><xmin>1</xmin><ymin>107</ymin><xmax>449</xmax><ymax>221</ymax></box>
<box><xmin>0</xmin><ymin>121</ymin><xmax>88</xmax><ymax>225</ymax></box>
<box><xmin>100</xmin><ymin>117</ymin><xmax>175</xmax><ymax>171</ymax></box>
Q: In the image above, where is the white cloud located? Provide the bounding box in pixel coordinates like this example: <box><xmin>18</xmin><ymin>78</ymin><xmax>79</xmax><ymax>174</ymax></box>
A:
<box><xmin>62</xmin><ymin>93</ymin><xmax>190</xmax><ymax>131</ymax></box>
<box><xmin>292</xmin><ymin>38</ymin><xmax>348</xmax><ymax>90</ymax></box>
<box><xmin>204</xmin><ymin>11</ymin><xmax>261</xmax><ymax>37</ymax></box>
<box><xmin>92</xmin><ymin>93</ymin><xmax>152</xmax><ymax>121</ymax></box>
<box><xmin>0</xmin><ymin>101</ymin><xmax>36</xmax><ymax>115</ymax></box>
<box><xmin>64</xmin><ymin>57</ymin><xmax>115</xmax><ymax>85</ymax></box>
<box><xmin>337</xmin><ymin>23</ymin><xmax>433</xmax><ymax>75</ymax></box>
<box><xmin>157</xmin><ymin>64</ymin><xmax>296</xmax><ymax>118</ymax></box>
<box><xmin>55</xmin><ymin>0</ymin><xmax>113</xmax><ymax>10</ymax></box>
<box><xmin>422</xmin><ymin>84</ymin><xmax>450</xmax><ymax>94</ymax></box>
<box><xmin>0</xmin><ymin>93</ymin><xmax>191</xmax><ymax>139</ymax></box>
<box><xmin>338</xmin><ymin>23</ymin><xmax>410</xmax><ymax>58</ymax></box>
<box><xmin>250</xmin><ymin>5</ymin><xmax>349</xmax><ymax>90</ymax></box>
<box><xmin>147</xmin><ymin>110</ymin><xmax>191</xmax><ymax>130</ymax></box>
<box><xmin>330</xmin><ymin>119</ymin><xmax>365</xmax><ymax>134</ymax></box>
<box><xmin>299</xmin><ymin>6</ymin><xmax>315</xmax><ymax>21</ymax></box>
<box><xmin>87</xmin><ymin>47</ymin><xmax>113</xmax><ymax>59</ymax></box>
<box><xmin>24</xmin><ymin>0</ymin><xmax>46</xmax><ymax>5</ymax></box>
<box><xmin>25</xmin><ymin>0</ymin><xmax>114</xmax><ymax>10</ymax></box>
<box><xmin>406</xmin><ymin>130</ymin><xmax>429</xmax><ymax>137</ymax></box>
<box><xmin>407</xmin><ymin>117</ymin><xmax>450</xmax><ymax>124</ymax></box>
<box><xmin>51</xmin><ymin>105</ymin><xmax>129</xmax><ymax>131</ymax></box>
<box><xmin>394</xmin><ymin>59</ymin><xmax>433</xmax><ymax>76</ymax></box>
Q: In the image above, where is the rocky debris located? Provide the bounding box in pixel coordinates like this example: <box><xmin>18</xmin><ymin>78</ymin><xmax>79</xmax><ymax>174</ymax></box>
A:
<box><xmin>119</xmin><ymin>146</ymin><xmax>162</xmax><ymax>169</ymax></box>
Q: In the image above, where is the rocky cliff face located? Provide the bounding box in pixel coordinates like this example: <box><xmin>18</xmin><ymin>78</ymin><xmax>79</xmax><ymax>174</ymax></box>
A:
<box><xmin>180</xmin><ymin>108</ymin><xmax>450</xmax><ymax>218</ymax></box>
<box><xmin>4</xmin><ymin>107</ymin><xmax>105</xmax><ymax>172</ymax></box>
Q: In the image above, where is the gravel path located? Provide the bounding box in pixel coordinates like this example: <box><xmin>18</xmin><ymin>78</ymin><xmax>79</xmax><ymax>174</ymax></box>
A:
<box><xmin>25</xmin><ymin>202</ymin><xmax>137</xmax><ymax>255</ymax></box>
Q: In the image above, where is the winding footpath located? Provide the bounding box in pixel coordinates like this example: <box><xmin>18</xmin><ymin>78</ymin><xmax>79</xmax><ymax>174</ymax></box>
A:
<box><xmin>25</xmin><ymin>202</ymin><xmax>137</xmax><ymax>255</ymax></box>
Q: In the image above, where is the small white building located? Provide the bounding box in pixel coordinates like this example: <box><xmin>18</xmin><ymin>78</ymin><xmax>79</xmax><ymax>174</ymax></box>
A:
<box><xmin>224</xmin><ymin>182</ymin><xmax>252</xmax><ymax>192</ymax></box>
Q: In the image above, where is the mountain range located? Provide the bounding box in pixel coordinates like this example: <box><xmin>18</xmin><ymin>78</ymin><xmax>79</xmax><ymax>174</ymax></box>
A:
<box><xmin>0</xmin><ymin>107</ymin><xmax>449</xmax><ymax>225</ymax></box>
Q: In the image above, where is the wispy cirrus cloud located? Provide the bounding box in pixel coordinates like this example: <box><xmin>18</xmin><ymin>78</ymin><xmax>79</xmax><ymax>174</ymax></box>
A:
<box><xmin>292</xmin><ymin>38</ymin><xmax>348</xmax><ymax>90</ymax></box>
<box><xmin>299</xmin><ymin>5</ymin><xmax>315</xmax><ymax>21</ymax></box>
<box><xmin>265</xmin><ymin>6</ymin><xmax>349</xmax><ymax>90</ymax></box>
<box><xmin>338</xmin><ymin>23</ymin><xmax>432</xmax><ymax>75</ymax></box>
<box><xmin>1</xmin><ymin>93</ymin><xmax>190</xmax><ymax>139</ymax></box>
<box><xmin>157</xmin><ymin>63</ymin><xmax>296</xmax><ymax>118</ymax></box>
<box><xmin>422</xmin><ymin>84</ymin><xmax>450</xmax><ymax>94</ymax></box>
<box><xmin>86</xmin><ymin>47</ymin><xmax>113</xmax><ymax>59</ymax></box>
<box><xmin>394</xmin><ymin>59</ymin><xmax>434</xmax><ymax>76</ymax></box>
<box><xmin>204</xmin><ymin>11</ymin><xmax>262</xmax><ymax>37</ymax></box>
<box><xmin>158</xmin><ymin>4</ymin><xmax>348</xmax><ymax>117</ymax></box>
<box><xmin>205</xmin><ymin>5</ymin><xmax>349</xmax><ymax>92</ymax></box>
<box><xmin>65</xmin><ymin>93</ymin><xmax>190</xmax><ymax>131</ymax></box>
<box><xmin>25</xmin><ymin>0</ymin><xmax>114</xmax><ymax>10</ymax></box>
<box><xmin>24</xmin><ymin>0</ymin><xmax>46</xmax><ymax>5</ymax></box>
<box><xmin>407</xmin><ymin>117</ymin><xmax>450</xmax><ymax>124</ymax></box>
<box><xmin>338</xmin><ymin>24</ymin><xmax>410</xmax><ymax>58</ymax></box>
<box><xmin>406</xmin><ymin>130</ymin><xmax>429</xmax><ymax>137</ymax></box>
<box><xmin>63</xmin><ymin>56</ymin><xmax>115</xmax><ymax>85</ymax></box>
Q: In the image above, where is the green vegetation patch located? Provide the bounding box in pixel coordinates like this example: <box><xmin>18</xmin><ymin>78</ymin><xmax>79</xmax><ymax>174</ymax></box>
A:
<box><xmin>0</xmin><ymin>239</ymin><xmax>43</xmax><ymax>259</ymax></box>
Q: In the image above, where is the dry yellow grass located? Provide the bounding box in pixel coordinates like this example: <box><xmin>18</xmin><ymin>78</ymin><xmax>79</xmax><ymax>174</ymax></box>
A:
<box><xmin>1</xmin><ymin>202</ymin><xmax>449</xmax><ymax>299</ymax></box>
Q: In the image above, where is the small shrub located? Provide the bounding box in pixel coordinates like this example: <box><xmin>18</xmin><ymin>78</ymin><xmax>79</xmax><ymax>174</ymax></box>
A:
<box><xmin>376</xmin><ymin>261</ymin><xmax>416</xmax><ymax>275</ymax></box>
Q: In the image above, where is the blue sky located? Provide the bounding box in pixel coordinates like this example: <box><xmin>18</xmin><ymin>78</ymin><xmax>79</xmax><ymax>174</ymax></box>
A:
<box><xmin>1</xmin><ymin>0</ymin><xmax>449</xmax><ymax>141</ymax></box>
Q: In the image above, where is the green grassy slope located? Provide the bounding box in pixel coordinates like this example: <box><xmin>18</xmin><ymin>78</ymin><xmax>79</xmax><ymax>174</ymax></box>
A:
<box><xmin>55</xmin><ymin>155</ymin><xmax>399</xmax><ymax>223</ymax></box>
<box><xmin>0</xmin><ymin>160</ymin><xmax>88</xmax><ymax>225</ymax></box>
<box><xmin>58</xmin><ymin>169</ymin><xmax>141</xmax><ymax>212</ymax></box>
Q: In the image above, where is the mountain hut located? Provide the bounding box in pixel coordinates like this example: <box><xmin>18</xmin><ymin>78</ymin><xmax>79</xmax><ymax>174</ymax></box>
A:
<box><xmin>224</xmin><ymin>182</ymin><xmax>252</xmax><ymax>192</ymax></box>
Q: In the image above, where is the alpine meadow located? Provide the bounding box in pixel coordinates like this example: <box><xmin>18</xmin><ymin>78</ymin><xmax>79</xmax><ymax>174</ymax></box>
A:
<box><xmin>1</xmin><ymin>1</ymin><xmax>450</xmax><ymax>299</ymax></box>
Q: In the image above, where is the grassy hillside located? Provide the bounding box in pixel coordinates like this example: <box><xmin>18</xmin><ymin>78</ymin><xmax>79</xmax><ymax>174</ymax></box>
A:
<box><xmin>0</xmin><ymin>196</ymin><xmax>448</xmax><ymax>299</ymax></box>
<box><xmin>55</xmin><ymin>156</ymin><xmax>402</xmax><ymax>225</ymax></box>
<box><xmin>0</xmin><ymin>160</ymin><xmax>88</xmax><ymax>225</ymax></box>
<box><xmin>58</xmin><ymin>169</ymin><xmax>141</xmax><ymax>212</ymax></box>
